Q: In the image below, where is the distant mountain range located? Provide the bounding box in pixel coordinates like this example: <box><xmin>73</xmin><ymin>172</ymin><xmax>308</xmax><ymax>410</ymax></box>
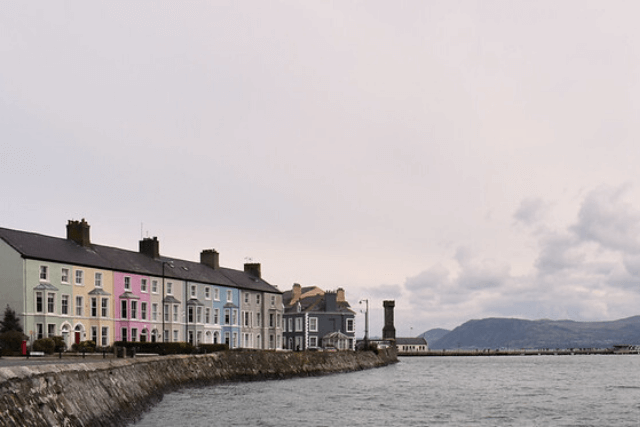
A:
<box><xmin>419</xmin><ymin>316</ymin><xmax>640</xmax><ymax>350</ymax></box>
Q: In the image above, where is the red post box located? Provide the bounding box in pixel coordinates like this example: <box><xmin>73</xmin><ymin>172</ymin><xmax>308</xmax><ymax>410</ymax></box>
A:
<box><xmin>22</xmin><ymin>340</ymin><xmax>27</xmax><ymax>356</ymax></box>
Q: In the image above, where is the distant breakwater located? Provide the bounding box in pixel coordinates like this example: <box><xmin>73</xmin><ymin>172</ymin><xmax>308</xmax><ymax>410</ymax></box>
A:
<box><xmin>405</xmin><ymin>347</ymin><xmax>639</xmax><ymax>357</ymax></box>
<box><xmin>0</xmin><ymin>349</ymin><xmax>397</xmax><ymax>427</ymax></box>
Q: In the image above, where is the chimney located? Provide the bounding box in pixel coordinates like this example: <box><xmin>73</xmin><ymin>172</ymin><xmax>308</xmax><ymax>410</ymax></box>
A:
<box><xmin>291</xmin><ymin>283</ymin><xmax>302</xmax><ymax>305</ymax></box>
<box><xmin>200</xmin><ymin>249</ymin><xmax>220</xmax><ymax>269</ymax></box>
<box><xmin>325</xmin><ymin>291</ymin><xmax>337</xmax><ymax>312</ymax></box>
<box><xmin>382</xmin><ymin>300</ymin><xmax>396</xmax><ymax>340</ymax></box>
<box><xmin>139</xmin><ymin>237</ymin><xmax>160</xmax><ymax>258</ymax></box>
<box><xmin>67</xmin><ymin>219</ymin><xmax>91</xmax><ymax>247</ymax></box>
<box><xmin>244</xmin><ymin>263</ymin><xmax>261</xmax><ymax>278</ymax></box>
<box><xmin>337</xmin><ymin>287</ymin><xmax>346</xmax><ymax>302</ymax></box>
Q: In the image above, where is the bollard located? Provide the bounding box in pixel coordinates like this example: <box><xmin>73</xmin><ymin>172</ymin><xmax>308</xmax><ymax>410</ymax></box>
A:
<box><xmin>59</xmin><ymin>349</ymin><xmax>62</xmax><ymax>359</ymax></box>
<box><xmin>103</xmin><ymin>349</ymin><xmax>106</xmax><ymax>359</ymax></box>
<box><xmin>82</xmin><ymin>348</ymin><xmax>86</xmax><ymax>359</ymax></box>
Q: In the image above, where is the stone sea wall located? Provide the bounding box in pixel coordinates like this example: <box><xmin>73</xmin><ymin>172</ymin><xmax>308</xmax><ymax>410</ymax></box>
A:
<box><xmin>0</xmin><ymin>349</ymin><xmax>397</xmax><ymax>427</ymax></box>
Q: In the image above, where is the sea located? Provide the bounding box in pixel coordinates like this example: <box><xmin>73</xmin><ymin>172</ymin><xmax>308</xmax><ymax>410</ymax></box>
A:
<box><xmin>132</xmin><ymin>354</ymin><xmax>640</xmax><ymax>426</ymax></box>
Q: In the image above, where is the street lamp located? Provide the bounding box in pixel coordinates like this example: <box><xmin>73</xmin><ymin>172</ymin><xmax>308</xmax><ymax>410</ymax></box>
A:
<box><xmin>359</xmin><ymin>299</ymin><xmax>369</xmax><ymax>346</ymax></box>
<box><xmin>161</xmin><ymin>260</ymin><xmax>174</xmax><ymax>342</ymax></box>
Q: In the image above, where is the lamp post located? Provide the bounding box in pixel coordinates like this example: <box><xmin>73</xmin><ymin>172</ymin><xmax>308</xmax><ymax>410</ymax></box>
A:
<box><xmin>359</xmin><ymin>299</ymin><xmax>369</xmax><ymax>347</ymax></box>
<box><xmin>161</xmin><ymin>260</ymin><xmax>173</xmax><ymax>342</ymax></box>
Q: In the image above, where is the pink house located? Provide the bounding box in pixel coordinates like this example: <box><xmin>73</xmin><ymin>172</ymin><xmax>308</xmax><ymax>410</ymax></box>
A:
<box><xmin>114</xmin><ymin>271</ymin><xmax>152</xmax><ymax>342</ymax></box>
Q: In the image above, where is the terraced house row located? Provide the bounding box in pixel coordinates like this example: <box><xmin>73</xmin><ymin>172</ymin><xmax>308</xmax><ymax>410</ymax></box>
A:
<box><xmin>0</xmin><ymin>219</ymin><xmax>284</xmax><ymax>350</ymax></box>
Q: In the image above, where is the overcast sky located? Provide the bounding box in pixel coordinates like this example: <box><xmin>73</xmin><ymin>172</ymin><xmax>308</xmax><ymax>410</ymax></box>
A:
<box><xmin>3</xmin><ymin>1</ymin><xmax>640</xmax><ymax>338</ymax></box>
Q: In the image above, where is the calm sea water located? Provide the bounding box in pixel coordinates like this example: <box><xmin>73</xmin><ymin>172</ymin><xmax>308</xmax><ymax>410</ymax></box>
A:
<box><xmin>133</xmin><ymin>355</ymin><xmax>640</xmax><ymax>426</ymax></box>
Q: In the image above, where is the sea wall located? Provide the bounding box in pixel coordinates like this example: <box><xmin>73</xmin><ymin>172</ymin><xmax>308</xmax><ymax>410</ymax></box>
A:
<box><xmin>0</xmin><ymin>349</ymin><xmax>397</xmax><ymax>427</ymax></box>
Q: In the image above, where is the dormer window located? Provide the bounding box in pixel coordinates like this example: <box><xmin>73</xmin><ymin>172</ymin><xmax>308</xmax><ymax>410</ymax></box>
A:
<box><xmin>190</xmin><ymin>285</ymin><xmax>196</xmax><ymax>298</ymax></box>
<box><xmin>124</xmin><ymin>276</ymin><xmax>131</xmax><ymax>291</ymax></box>
<box><xmin>95</xmin><ymin>272</ymin><xmax>102</xmax><ymax>288</ymax></box>
<box><xmin>167</xmin><ymin>282</ymin><xmax>173</xmax><ymax>295</ymax></box>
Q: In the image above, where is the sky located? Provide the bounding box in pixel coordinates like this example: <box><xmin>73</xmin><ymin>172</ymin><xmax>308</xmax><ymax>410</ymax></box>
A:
<box><xmin>3</xmin><ymin>1</ymin><xmax>640</xmax><ymax>338</ymax></box>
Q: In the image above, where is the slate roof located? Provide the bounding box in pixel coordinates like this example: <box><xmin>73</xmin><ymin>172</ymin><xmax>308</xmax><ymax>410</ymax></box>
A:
<box><xmin>0</xmin><ymin>226</ymin><xmax>282</xmax><ymax>295</ymax></box>
<box><xmin>396</xmin><ymin>337</ymin><xmax>428</xmax><ymax>346</ymax></box>
<box><xmin>283</xmin><ymin>293</ymin><xmax>355</xmax><ymax>315</ymax></box>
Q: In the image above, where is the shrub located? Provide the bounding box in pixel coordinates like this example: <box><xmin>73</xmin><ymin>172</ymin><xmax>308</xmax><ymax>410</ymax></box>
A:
<box><xmin>0</xmin><ymin>330</ymin><xmax>28</xmax><ymax>356</ymax></box>
<box><xmin>33</xmin><ymin>338</ymin><xmax>56</xmax><ymax>354</ymax></box>
<box><xmin>72</xmin><ymin>340</ymin><xmax>96</xmax><ymax>353</ymax></box>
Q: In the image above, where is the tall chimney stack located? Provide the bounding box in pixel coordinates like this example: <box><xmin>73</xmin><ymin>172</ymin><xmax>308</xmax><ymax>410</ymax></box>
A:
<box><xmin>244</xmin><ymin>263</ymin><xmax>261</xmax><ymax>278</ymax></box>
<box><xmin>139</xmin><ymin>237</ymin><xmax>160</xmax><ymax>258</ymax></box>
<box><xmin>200</xmin><ymin>249</ymin><xmax>220</xmax><ymax>269</ymax></box>
<box><xmin>67</xmin><ymin>219</ymin><xmax>91</xmax><ymax>247</ymax></box>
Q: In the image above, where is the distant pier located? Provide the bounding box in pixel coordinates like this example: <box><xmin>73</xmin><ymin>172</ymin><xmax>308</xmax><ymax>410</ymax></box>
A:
<box><xmin>401</xmin><ymin>346</ymin><xmax>640</xmax><ymax>357</ymax></box>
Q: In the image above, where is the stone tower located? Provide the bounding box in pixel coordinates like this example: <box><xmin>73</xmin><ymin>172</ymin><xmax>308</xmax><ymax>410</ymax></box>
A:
<box><xmin>382</xmin><ymin>300</ymin><xmax>396</xmax><ymax>340</ymax></box>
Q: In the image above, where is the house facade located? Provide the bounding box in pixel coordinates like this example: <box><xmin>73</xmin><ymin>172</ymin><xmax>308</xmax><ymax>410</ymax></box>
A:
<box><xmin>282</xmin><ymin>284</ymin><xmax>356</xmax><ymax>351</ymax></box>
<box><xmin>0</xmin><ymin>219</ymin><xmax>283</xmax><ymax>350</ymax></box>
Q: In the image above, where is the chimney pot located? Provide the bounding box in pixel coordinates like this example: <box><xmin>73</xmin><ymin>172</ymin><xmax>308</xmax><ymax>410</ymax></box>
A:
<box><xmin>139</xmin><ymin>237</ymin><xmax>160</xmax><ymax>258</ymax></box>
<box><xmin>244</xmin><ymin>263</ymin><xmax>261</xmax><ymax>279</ymax></box>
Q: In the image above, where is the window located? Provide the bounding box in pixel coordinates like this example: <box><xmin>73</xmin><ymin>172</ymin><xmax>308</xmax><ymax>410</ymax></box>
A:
<box><xmin>213</xmin><ymin>308</ymin><xmax>219</xmax><ymax>324</ymax></box>
<box><xmin>61</xmin><ymin>295</ymin><xmax>69</xmax><ymax>315</ymax></box>
<box><xmin>101</xmin><ymin>327</ymin><xmax>109</xmax><ymax>346</ymax></box>
<box><xmin>243</xmin><ymin>311</ymin><xmax>250</xmax><ymax>327</ymax></box>
<box><xmin>288</xmin><ymin>318</ymin><xmax>293</xmax><ymax>332</ymax></box>
<box><xmin>164</xmin><ymin>304</ymin><xmax>169</xmax><ymax>322</ymax></box>
<box><xmin>269</xmin><ymin>334</ymin><xmax>274</xmax><ymax>349</ymax></box>
<box><xmin>269</xmin><ymin>313</ymin><xmax>274</xmax><ymax>328</ymax></box>
<box><xmin>141</xmin><ymin>279</ymin><xmax>148</xmax><ymax>293</ymax></box>
<box><xmin>48</xmin><ymin>324</ymin><xmax>56</xmax><ymax>338</ymax></box>
<box><xmin>244</xmin><ymin>293</ymin><xmax>249</xmax><ymax>303</ymax></box>
<box><xmin>75</xmin><ymin>296</ymin><xmax>83</xmax><ymax>316</ymax></box>
<box><xmin>131</xmin><ymin>328</ymin><xmax>138</xmax><ymax>342</ymax></box>
<box><xmin>47</xmin><ymin>293</ymin><xmax>55</xmax><ymax>313</ymax></box>
<box><xmin>256</xmin><ymin>312</ymin><xmax>261</xmax><ymax>327</ymax></box>
<box><xmin>346</xmin><ymin>318</ymin><xmax>355</xmax><ymax>332</ymax></box>
<box><xmin>121</xmin><ymin>328</ymin><xmax>128</xmax><ymax>342</ymax></box>
<box><xmin>309</xmin><ymin>317</ymin><xmax>318</xmax><ymax>332</ymax></box>
<box><xmin>91</xmin><ymin>297</ymin><xmax>97</xmax><ymax>317</ymax></box>
<box><xmin>39</xmin><ymin>265</ymin><xmax>48</xmax><ymax>281</ymax></box>
<box><xmin>61</xmin><ymin>268</ymin><xmax>69</xmax><ymax>283</ymax></box>
<box><xmin>151</xmin><ymin>280</ymin><xmax>158</xmax><ymax>293</ymax></box>
<box><xmin>309</xmin><ymin>336</ymin><xmax>318</xmax><ymax>347</ymax></box>
<box><xmin>197</xmin><ymin>307</ymin><xmax>202</xmax><ymax>323</ymax></box>
<box><xmin>277</xmin><ymin>314</ymin><xmax>281</xmax><ymax>328</ymax></box>
<box><xmin>205</xmin><ymin>308</ymin><xmax>211</xmax><ymax>324</ymax></box>
<box><xmin>101</xmin><ymin>298</ymin><xmax>109</xmax><ymax>318</ymax></box>
<box><xmin>121</xmin><ymin>300</ymin><xmax>127</xmax><ymax>319</ymax></box>
<box><xmin>152</xmin><ymin>303</ymin><xmax>158</xmax><ymax>321</ymax></box>
<box><xmin>91</xmin><ymin>326</ymin><xmax>97</xmax><ymax>343</ymax></box>
<box><xmin>167</xmin><ymin>282</ymin><xmax>173</xmax><ymax>295</ymax></box>
<box><xmin>224</xmin><ymin>332</ymin><xmax>230</xmax><ymax>345</ymax></box>
<box><xmin>190</xmin><ymin>285</ymin><xmax>196</xmax><ymax>298</ymax></box>
<box><xmin>141</xmin><ymin>329</ymin><xmax>148</xmax><ymax>342</ymax></box>
<box><xmin>224</xmin><ymin>309</ymin><xmax>230</xmax><ymax>325</ymax></box>
<box><xmin>141</xmin><ymin>302</ymin><xmax>147</xmax><ymax>320</ymax></box>
<box><xmin>131</xmin><ymin>301</ymin><xmax>138</xmax><ymax>319</ymax></box>
<box><xmin>295</xmin><ymin>317</ymin><xmax>303</xmax><ymax>332</ymax></box>
<box><xmin>256</xmin><ymin>294</ymin><xmax>261</xmax><ymax>305</ymax></box>
<box><xmin>232</xmin><ymin>309</ymin><xmax>237</xmax><ymax>325</ymax></box>
<box><xmin>188</xmin><ymin>306</ymin><xmax>194</xmax><ymax>323</ymax></box>
<box><xmin>205</xmin><ymin>287</ymin><xmax>211</xmax><ymax>299</ymax></box>
<box><xmin>227</xmin><ymin>290</ymin><xmax>233</xmax><ymax>302</ymax></box>
<box><xmin>173</xmin><ymin>305</ymin><xmax>178</xmax><ymax>322</ymax></box>
<box><xmin>35</xmin><ymin>292</ymin><xmax>43</xmax><ymax>313</ymax></box>
<box><xmin>173</xmin><ymin>330</ymin><xmax>178</xmax><ymax>342</ymax></box>
<box><xmin>213</xmin><ymin>288</ymin><xmax>220</xmax><ymax>301</ymax></box>
<box><xmin>271</xmin><ymin>295</ymin><xmax>275</xmax><ymax>306</ymax></box>
<box><xmin>95</xmin><ymin>272</ymin><xmax>102</xmax><ymax>287</ymax></box>
<box><xmin>75</xmin><ymin>270</ymin><xmax>84</xmax><ymax>285</ymax></box>
<box><xmin>124</xmin><ymin>277</ymin><xmax>131</xmax><ymax>291</ymax></box>
<box><xmin>36</xmin><ymin>323</ymin><xmax>43</xmax><ymax>340</ymax></box>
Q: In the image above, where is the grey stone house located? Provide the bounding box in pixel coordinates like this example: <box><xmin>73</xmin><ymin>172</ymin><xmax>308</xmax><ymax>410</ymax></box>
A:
<box><xmin>282</xmin><ymin>284</ymin><xmax>356</xmax><ymax>351</ymax></box>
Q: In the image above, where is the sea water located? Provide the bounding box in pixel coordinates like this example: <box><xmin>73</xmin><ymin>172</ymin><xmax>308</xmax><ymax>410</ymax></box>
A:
<box><xmin>132</xmin><ymin>355</ymin><xmax>640</xmax><ymax>426</ymax></box>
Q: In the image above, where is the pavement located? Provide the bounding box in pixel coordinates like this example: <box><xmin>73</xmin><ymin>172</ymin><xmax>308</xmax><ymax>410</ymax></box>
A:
<box><xmin>0</xmin><ymin>354</ymin><xmax>118</xmax><ymax>368</ymax></box>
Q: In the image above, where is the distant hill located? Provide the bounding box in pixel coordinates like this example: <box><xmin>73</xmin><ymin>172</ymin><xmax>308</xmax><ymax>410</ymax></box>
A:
<box><xmin>419</xmin><ymin>328</ymin><xmax>450</xmax><ymax>344</ymax></box>
<box><xmin>424</xmin><ymin>316</ymin><xmax>640</xmax><ymax>350</ymax></box>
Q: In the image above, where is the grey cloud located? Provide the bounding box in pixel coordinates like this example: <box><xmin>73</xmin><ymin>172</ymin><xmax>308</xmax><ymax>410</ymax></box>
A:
<box><xmin>513</xmin><ymin>197</ymin><xmax>547</xmax><ymax>226</ymax></box>
<box><xmin>571</xmin><ymin>185</ymin><xmax>640</xmax><ymax>254</ymax></box>
<box><xmin>534</xmin><ymin>233</ymin><xmax>584</xmax><ymax>275</ymax></box>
